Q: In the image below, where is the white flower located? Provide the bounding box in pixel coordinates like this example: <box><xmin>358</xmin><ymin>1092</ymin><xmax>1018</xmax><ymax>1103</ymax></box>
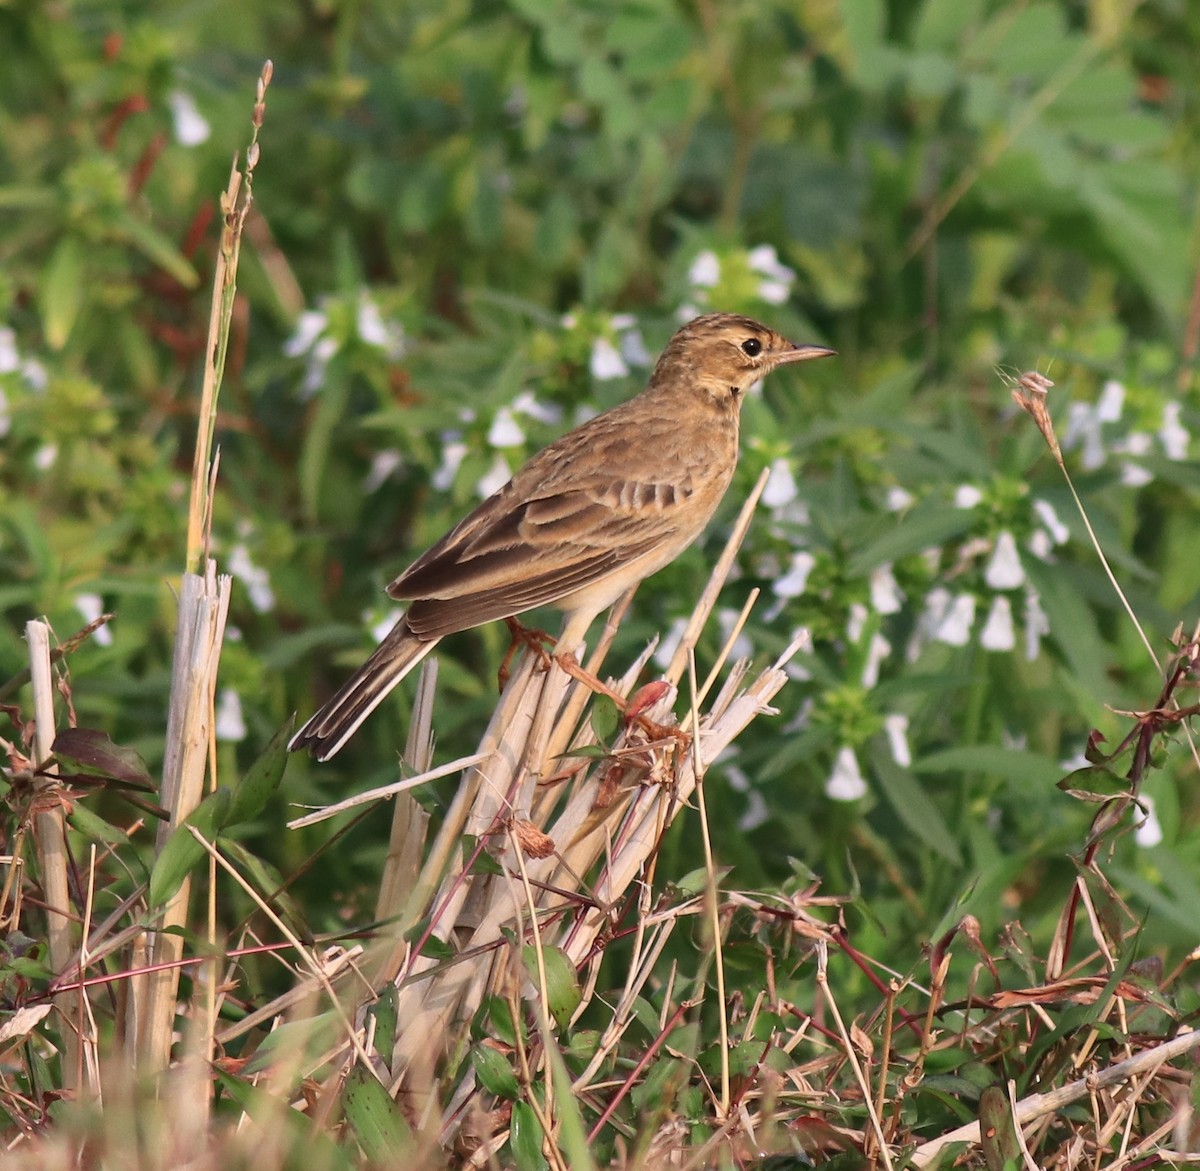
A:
<box><xmin>762</xmin><ymin>457</ymin><xmax>798</xmax><ymax>508</ymax></box>
<box><xmin>215</xmin><ymin>689</ymin><xmax>246</xmax><ymax>742</ymax></box>
<box><xmin>75</xmin><ymin>593</ymin><xmax>113</xmax><ymax>647</ymax></box>
<box><xmin>590</xmin><ymin>337</ymin><xmax>628</xmax><ymax>381</ymax></box>
<box><xmin>954</xmin><ymin>484</ymin><xmax>983</xmax><ymax>509</ymax></box>
<box><xmin>773</xmin><ymin>551</ymin><xmax>817</xmax><ymax>599</ymax></box>
<box><xmin>368</xmin><ymin>608</ymin><xmax>403</xmax><ymax>643</ymax></box>
<box><xmin>476</xmin><ymin>453</ymin><xmax>512</xmax><ymax>499</ymax></box>
<box><xmin>1023</xmin><ymin>589</ymin><xmax>1050</xmax><ymax>661</ymax></box>
<box><xmin>284</xmin><ymin>310</ymin><xmax>328</xmax><ymax>358</ymax></box>
<box><xmin>610</xmin><ymin>315</ymin><xmax>652</xmax><ymax>367</ymax></box>
<box><xmin>826</xmin><ymin>747</ymin><xmax>868</xmax><ymax>801</ymax></box>
<box><xmin>653</xmin><ymin>616</ymin><xmax>689</xmax><ymax>669</ymax></box>
<box><xmin>747</xmin><ymin>245</ymin><xmax>796</xmax><ymax>304</ymax></box>
<box><xmin>1159</xmin><ymin>401</ymin><xmax>1189</xmax><ymax>460</ymax></box>
<box><xmin>487</xmin><ymin>406</ymin><xmax>525</xmax><ymax>448</ymax></box>
<box><xmin>228</xmin><ymin>543</ymin><xmax>275</xmax><ymax>613</ymax></box>
<box><xmin>1134</xmin><ymin>795</ymin><xmax>1163</xmax><ymax>848</ymax></box>
<box><xmin>432</xmin><ymin>438</ymin><xmax>468</xmax><ymax>491</ymax></box>
<box><xmin>846</xmin><ymin>602</ymin><xmax>869</xmax><ymax>643</ymax></box>
<box><xmin>1033</xmin><ymin>499</ymin><xmax>1069</xmax><ymax>545</ymax></box>
<box><xmin>862</xmin><ymin>632</ymin><xmax>891</xmax><ymax>689</ymax></box>
<box><xmin>935</xmin><ymin>593</ymin><xmax>976</xmax><ymax>646</ymax></box>
<box><xmin>1097</xmin><ymin>380</ymin><xmax>1125</xmax><ymax>422</ymax></box>
<box><xmin>511</xmin><ymin>390</ymin><xmax>563</xmax><ymax>425</ymax></box>
<box><xmin>980</xmin><ymin>595</ymin><xmax>1015</xmax><ymax>652</ymax></box>
<box><xmin>884</xmin><ymin>713</ymin><xmax>911</xmax><ymax>767</ymax></box>
<box><xmin>21</xmin><ymin>358</ymin><xmax>47</xmax><ymax>390</ymax></box>
<box><xmin>869</xmin><ymin>564</ymin><xmax>904</xmax><ymax>615</ymax></box>
<box><xmin>716</xmin><ymin>607</ymin><xmax>753</xmax><ymax>662</ymax></box>
<box><xmin>984</xmin><ymin>531</ymin><xmax>1026</xmax><ymax>589</ymax></box>
<box><xmin>35</xmin><ymin>443</ymin><xmax>58</xmax><ymax>470</ymax></box>
<box><xmin>0</xmin><ymin>327</ymin><xmax>17</xmax><ymax>373</ymax></box>
<box><xmin>1119</xmin><ymin>459</ymin><xmax>1153</xmax><ymax>488</ymax></box>
<box><xmin>886</xmin><ymin>486</ymin><xmax>915</xmax><ymax>512</ymax></box>
<box><xmin>167</xmin><ymin>90</ymin><xmax>211</xmax><ymax>146</ymax></box>
<box><xmin>688</xmin><ymin>250</ymin><xmax>721</xmax><ymax>288</ymax></box>
<box><xmin>1062</xmin><ymin>401</ymin><xmax>1106</xmax><ymax>470</ymax></box>
<box><xmin>363</xmin><ymin>448</ymin><xmax>403</xmax><ymax>492</ymax></box>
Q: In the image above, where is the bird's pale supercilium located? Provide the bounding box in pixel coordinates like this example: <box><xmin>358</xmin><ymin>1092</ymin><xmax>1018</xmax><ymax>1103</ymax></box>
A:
<box><xmin>290</xmin><ymin>312</ymin><xmax>835</xmax><ymax>760</ymax></box>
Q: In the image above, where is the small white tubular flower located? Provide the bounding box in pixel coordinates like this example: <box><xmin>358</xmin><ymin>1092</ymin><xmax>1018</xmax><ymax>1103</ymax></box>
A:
<box><xmin>846</xmin><ymin>602</ymin><xmax>869</xmax><ymax>644</ymax></box>
<box><xmin>167</xmin><ymin>89</ymin><xmax>211</xmax><ymax>146</ymax></box>
<box><xmin>869</xmin><ymin>563</ymin><xmax>904</xmax><ymax>615</ymax></box>
<box><xmin>432</xmin><ymin>438</ymin><xmax>468</xmax><ymax>491</ymax></box>
<box><xmin>368</xmin><ymin>609</ymin><xmax>403</xmax><ymax>643</ymax></box>
<box><xmin>228</xmin><ymin>543</ymin><xmax>276</xmax><ymax>613</ymax></box>
<box><xmin>589</xmin><ymin>337</ymin><xmax>628</xmax><ymax>380</ymax></box>
<box><xmin>1032</xmin><ymin>499</ymin><xmax>1069</xmax><ymax>545</ymax></box>
<box><xmin>762</xmin><ymin>457</ymin><xmax>798</xmax><ymax>508</ymax></box>
<box><xmin>487</xmin><ymin>406</ymin><xmax>525</xmax><ymax>448</ymax></box>
<box><xmin>935</xmin><ymin>593</ymin><xmax>976</xmax><ymax>647</ymax></box>
<box><xmin>1023</xmin><ymin>588</ymin><xmax>1050</xmax><ymax>661</ymax></box>
<box><xmin>215</xmin><ymin>689</ymin><xmax>247</xmax><ymax>742</ymax></box>
<box><xmin>861</xmin><ymin>632</ymin><xmax>891</xmax><ymax>689</ymax></box>
<box><xmin>1159</xmin><ymin>401</ymin><xmax>1189</xmax><ymax>461</ymax></box>
<box><xmin>984</xmin><ymin>531</ymin><xmax>1026</xmax><ymax>590</ymax></box>
<box><xmin>747</xmin><ymin>245</ymin><xmax>796</xmax><ymax>304</ymax></box>
<box><xmin>75</xmin><ymin>593</ymin><xmax>113</xmax><ymax>647</ymax></box>
<box><xmin>284</xmin><ymin>309</ymin><xmax>328</xmax><ymax>358</ymax></box>
<box><xmin>1134</xmin><ymin>795</ymin><xmax>1163</xmax><ymax>848</ymax></box>
<box><xmin>688</xmin><ymin>250</ymin><xmax>721</xmax><ymax>288</ymax></box>
<box><xmin>886</xmin><ymin>486</ymin><xmax>915</xmax><ymax>512</ymax></box>
<box><xmin>355</xmin><ymin>298</ymin><xmax>389</xmax><ymax>348</ymax></box>
<box><xmin>476</xmin><ymin>453</ymin><xmax>512</xmax><ymax>499</ymax></box>
<box><xmin>954</xmin><ymin>484</ymin><xmax>983</xmax><ymax>509</ymax></box>
<box><xmin>716</xmin><ymin>607</ymin><xmax>753</xmax><ymax>662</ymax></box>
<box><xmin>884</xmin><ymin>713</ymin><xmax>911</xmax><ymax>767</ymax></box>
<box><xmin>0</xmin><ymin>327</ymin><xmax>17</xmax><ymax>373</ymax></box>
<box><xmin>1097</xmin><ymin>379</ymin><xmax>1125</xmax><ymax>422</ymax></box>
<box><xmin>1119</xmin><ymin>459</ymin><xmax>1153</xmax><ymax>488</ymax></box>
<box><xmin>979</xmin><ymin>595</ymin><xmax>1016</xmax><ymax>652</ymax></box>
<box><xmin>510</xmin><ymin>390</ymin><xmax>562</xmax><ymax>424</ymax></box>
<box><xmin>35</xmin><ymin>443</ymin><xmax>58</xmax><ymax>470</ymax></box>
<box><xmin>653</xmin><ymin>616</ymin><xmax>689</xmax><ymax>669</ymax></box>
<box><xmin>773</xmin><ymin>551</ymin><xmax>817</xmax><ymax>599</ymax></box>
<box><xmin>611</xmin><ymin>315</ymin><xmax>651</xmax><ymax>367</ymax></box>
<box><xmin>363</xmin><ymin>448</ymin><xmax>403</xmax><ymax>492</ymax></box>
<box><xmin>826</xmin><ymin>747</ymin><xmax>868</xmax><ymax>801</ymax></box>
<box><xmin>1062</xmin><ymin>401</ymin><xmax>1106</xmax><ymax>470</ymax></box>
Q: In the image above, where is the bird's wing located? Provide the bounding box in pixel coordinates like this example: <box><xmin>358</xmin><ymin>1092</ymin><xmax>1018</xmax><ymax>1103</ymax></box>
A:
<box><xmin>390</xmin><ymin>474</ymin><xmax>700</xmax><ymax>640</ymax></box>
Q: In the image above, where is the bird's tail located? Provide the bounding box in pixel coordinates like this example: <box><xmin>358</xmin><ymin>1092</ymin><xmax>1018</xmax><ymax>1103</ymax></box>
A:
<box><xmin>289</xmin><ymin>618</ymin><xmax>437</xmax><ymax>761</ymax></box>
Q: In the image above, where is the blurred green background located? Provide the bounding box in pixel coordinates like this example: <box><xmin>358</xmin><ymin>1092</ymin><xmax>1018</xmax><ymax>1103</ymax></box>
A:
<box><xmin>2</xmin><ymin>0</ymin><xmax>1199</xmax><ymax>975</ymax></box>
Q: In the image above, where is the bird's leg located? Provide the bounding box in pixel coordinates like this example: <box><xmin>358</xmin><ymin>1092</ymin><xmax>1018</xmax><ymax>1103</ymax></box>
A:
<box><xmin>498</xmin><ymin>616</ymin><xmax>558</xmax><ymax>691</ymax></box>
<box><xmin>553</xmin><ymin>653</ymin><xmax>692</xmax><ymax>752</ymax></box>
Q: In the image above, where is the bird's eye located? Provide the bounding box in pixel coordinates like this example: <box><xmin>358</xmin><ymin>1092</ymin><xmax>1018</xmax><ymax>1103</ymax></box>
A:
<box><xmin>741</xmin><ymin>337</ymin><xmax>763</xmax><ymax>357</ymax></box>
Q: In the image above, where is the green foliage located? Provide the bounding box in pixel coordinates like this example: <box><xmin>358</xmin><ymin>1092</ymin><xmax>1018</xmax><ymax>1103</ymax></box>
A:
<box><xmin>2</xmin><ymin>0</ymin><xmax>1200</xmax><ymax>1162</ymax></box>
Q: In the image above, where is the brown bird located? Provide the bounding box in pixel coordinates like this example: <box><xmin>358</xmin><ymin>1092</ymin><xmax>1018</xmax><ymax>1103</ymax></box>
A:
<box><xmin>290</xmin><ymin>312</ymin><xmax>834</xmax><ymax>760</ymax></box>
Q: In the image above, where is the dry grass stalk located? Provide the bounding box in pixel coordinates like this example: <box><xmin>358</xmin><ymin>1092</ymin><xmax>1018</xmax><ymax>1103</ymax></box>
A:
<box><xmin>26</xmin><ymin>620</ymin><xmax>83</xmax><ymax>1093</ymax></box>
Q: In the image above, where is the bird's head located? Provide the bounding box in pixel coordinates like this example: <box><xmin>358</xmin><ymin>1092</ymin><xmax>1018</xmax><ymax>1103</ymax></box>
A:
<box><xmin>650</xmin><ymin>312</ymin><xmax>835</xmax><ymax>412</ymax></box>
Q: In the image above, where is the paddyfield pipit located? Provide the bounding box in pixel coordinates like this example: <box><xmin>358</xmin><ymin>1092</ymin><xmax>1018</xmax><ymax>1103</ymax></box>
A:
<box><xmin>291</xmin><ymin>312</ymin><xmax>834</xmax><ymax>760</ymax></box>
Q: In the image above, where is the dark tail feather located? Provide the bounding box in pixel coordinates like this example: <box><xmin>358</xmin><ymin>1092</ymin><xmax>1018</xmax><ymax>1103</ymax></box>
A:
<box><xmin>289</xmin><ymin>618</ymin><xmax>438</xmax><ymax>761</ymax></box>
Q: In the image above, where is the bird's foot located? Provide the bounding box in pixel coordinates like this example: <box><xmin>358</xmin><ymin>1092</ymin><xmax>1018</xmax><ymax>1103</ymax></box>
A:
<box><xmin>498</xmin><ymin>617</ymin><xmax>558</xmax><ymax>690</ymax></box>
<box><xmin>554</xmin><ymin>657</ymin><xmax>692</xmax><ymax>752</ymax></box>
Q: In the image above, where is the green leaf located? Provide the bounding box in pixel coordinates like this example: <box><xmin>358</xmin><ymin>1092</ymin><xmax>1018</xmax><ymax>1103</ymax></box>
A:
<box><xmin>978</xmin><ymin>1084</ymin><xmax>1020</xmax><ymax>1171</ymax></box>
<box><xmin>114</xmin><ymin>211</ymin><xmax>200</xmax><ymax>288</ymax></box>
<box><xmin>147</xmin><ymin>787</ymin><xmax>232</xmax><ymax>908</ymax></box>
<box><xmin>67</xmin><ymin>802</ymin><xmax>133</xmax><ymax>846</ymax></box>
<box><xmin>471</xmin><ymin>1044</ymin><xmax>520</xmax><ymax>1100</ymax></box>
<box><xmin>226</xmin><ymin>716</ymin><xmax>294</xmax><ymax>826</ymax></box>
<box><xmin>847</xmin><ymin>503</ymin><xmax>974</xmax><ymax>576</ymax></box>
<box><xmin>871</xmin><ymin>747</ymin><xmax>963</xmax><ymax>866</ymax></box>
<box><xmin>914</xmin><ymin>746</ymin><xmax>1063</xmax><ymax>794</ymax></box>
<box><xmin>370</xmin><ymin>985</ymin><xmax>399</xmax><ymax>1063</ymax></box>
<box><xmin>590</xmin><ymin>694</ymin><xmax>621</xmax><ymax>744</ymax></box>
<box><xmin>509</xmin><ymin>1100</ymin><xmax>548</xmax><ymax>1171</ymax></box>
<box><xmin>342</xmin><ymin>1065</ymin><xmax>414</xmax><ymax>1163</ymax></box>
<box><xmin>39</xmin><ymin>236</ymin><xmax>86</xmax><ymax>351</ymax></box>
<box><xmin>522</xmin><ymin>944</ymin><xmax>581</xmax><ymax>1030</ymax></box>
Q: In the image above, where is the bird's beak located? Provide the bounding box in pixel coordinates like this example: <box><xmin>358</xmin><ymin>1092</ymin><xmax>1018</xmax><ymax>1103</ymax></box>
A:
<box><xmin>776</xmin><ymin>343</ymin><xmax>837</xmax><ymax>366</ymax></box>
